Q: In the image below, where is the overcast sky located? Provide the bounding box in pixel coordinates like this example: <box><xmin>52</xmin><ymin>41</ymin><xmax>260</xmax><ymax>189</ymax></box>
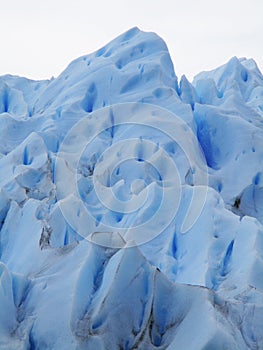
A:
<box><xmin>0</xmin><ymin>0</ymin><xmax>262</xmax><ymax>81</ymax></box>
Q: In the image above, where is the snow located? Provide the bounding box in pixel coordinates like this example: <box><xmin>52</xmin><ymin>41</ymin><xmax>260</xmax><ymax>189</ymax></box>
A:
<box><xmin>0</xmin><ymin>27</ymin><xmax>263</xmax><ymax>349</ymax></box>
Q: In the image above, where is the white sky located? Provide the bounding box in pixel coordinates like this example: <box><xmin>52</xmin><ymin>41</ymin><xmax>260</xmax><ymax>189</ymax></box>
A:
<box><xmin>0</xmin><ymin>0</ymin><xmax>262</xmax><ymax>81</ymax></box>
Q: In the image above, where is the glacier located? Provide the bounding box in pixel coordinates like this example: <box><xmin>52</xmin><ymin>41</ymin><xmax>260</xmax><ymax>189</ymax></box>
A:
<box><xmin>0</xmin><ymin>26</ymin><xmax>263</xmax><ymax>349</ymax></box>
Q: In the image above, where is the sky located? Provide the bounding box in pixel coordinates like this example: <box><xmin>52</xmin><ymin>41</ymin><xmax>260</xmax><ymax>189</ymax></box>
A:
<box><xmin>0</xmin><ymin>0</ymin><xmax>262</xmax><ymax>82</ymax></box>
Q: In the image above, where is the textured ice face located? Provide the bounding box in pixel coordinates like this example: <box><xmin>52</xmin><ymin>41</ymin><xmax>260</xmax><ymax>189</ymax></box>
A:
<box><xmin>0</xmin><ymin>27</ymin><xmax>263</xmax><ymax>349</ymax></box>
<box><xmin>55</xmin><ymin>102</ymin><xmax>208</xmax><ymax>247</ymax></box>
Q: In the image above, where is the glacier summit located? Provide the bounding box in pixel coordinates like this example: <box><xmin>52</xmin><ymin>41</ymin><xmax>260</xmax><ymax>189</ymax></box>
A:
<box><xmin>0</xmin><ymin>27</ymin><xmax>263</xmax><ymax>349</ymax></box>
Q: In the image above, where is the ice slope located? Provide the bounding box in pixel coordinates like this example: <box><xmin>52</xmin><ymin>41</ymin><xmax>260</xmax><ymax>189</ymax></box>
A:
<box><xmin>0</xmin><ymin>27</ymin><xmax>263</xmax><ymax>349</ymax></box>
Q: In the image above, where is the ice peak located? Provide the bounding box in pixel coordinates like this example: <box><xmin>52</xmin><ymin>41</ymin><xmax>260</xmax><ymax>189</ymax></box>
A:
<box><xmin>0</xmin><ymin>29</ymin><xmax>263</xmax><ymax>350</ymax></box>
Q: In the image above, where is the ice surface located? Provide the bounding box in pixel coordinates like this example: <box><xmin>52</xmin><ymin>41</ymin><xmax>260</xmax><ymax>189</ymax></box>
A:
<box><xmin>0</xmin><ymin>27</ymin><xmax>263</xmax><ymax>349</ymax></box>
